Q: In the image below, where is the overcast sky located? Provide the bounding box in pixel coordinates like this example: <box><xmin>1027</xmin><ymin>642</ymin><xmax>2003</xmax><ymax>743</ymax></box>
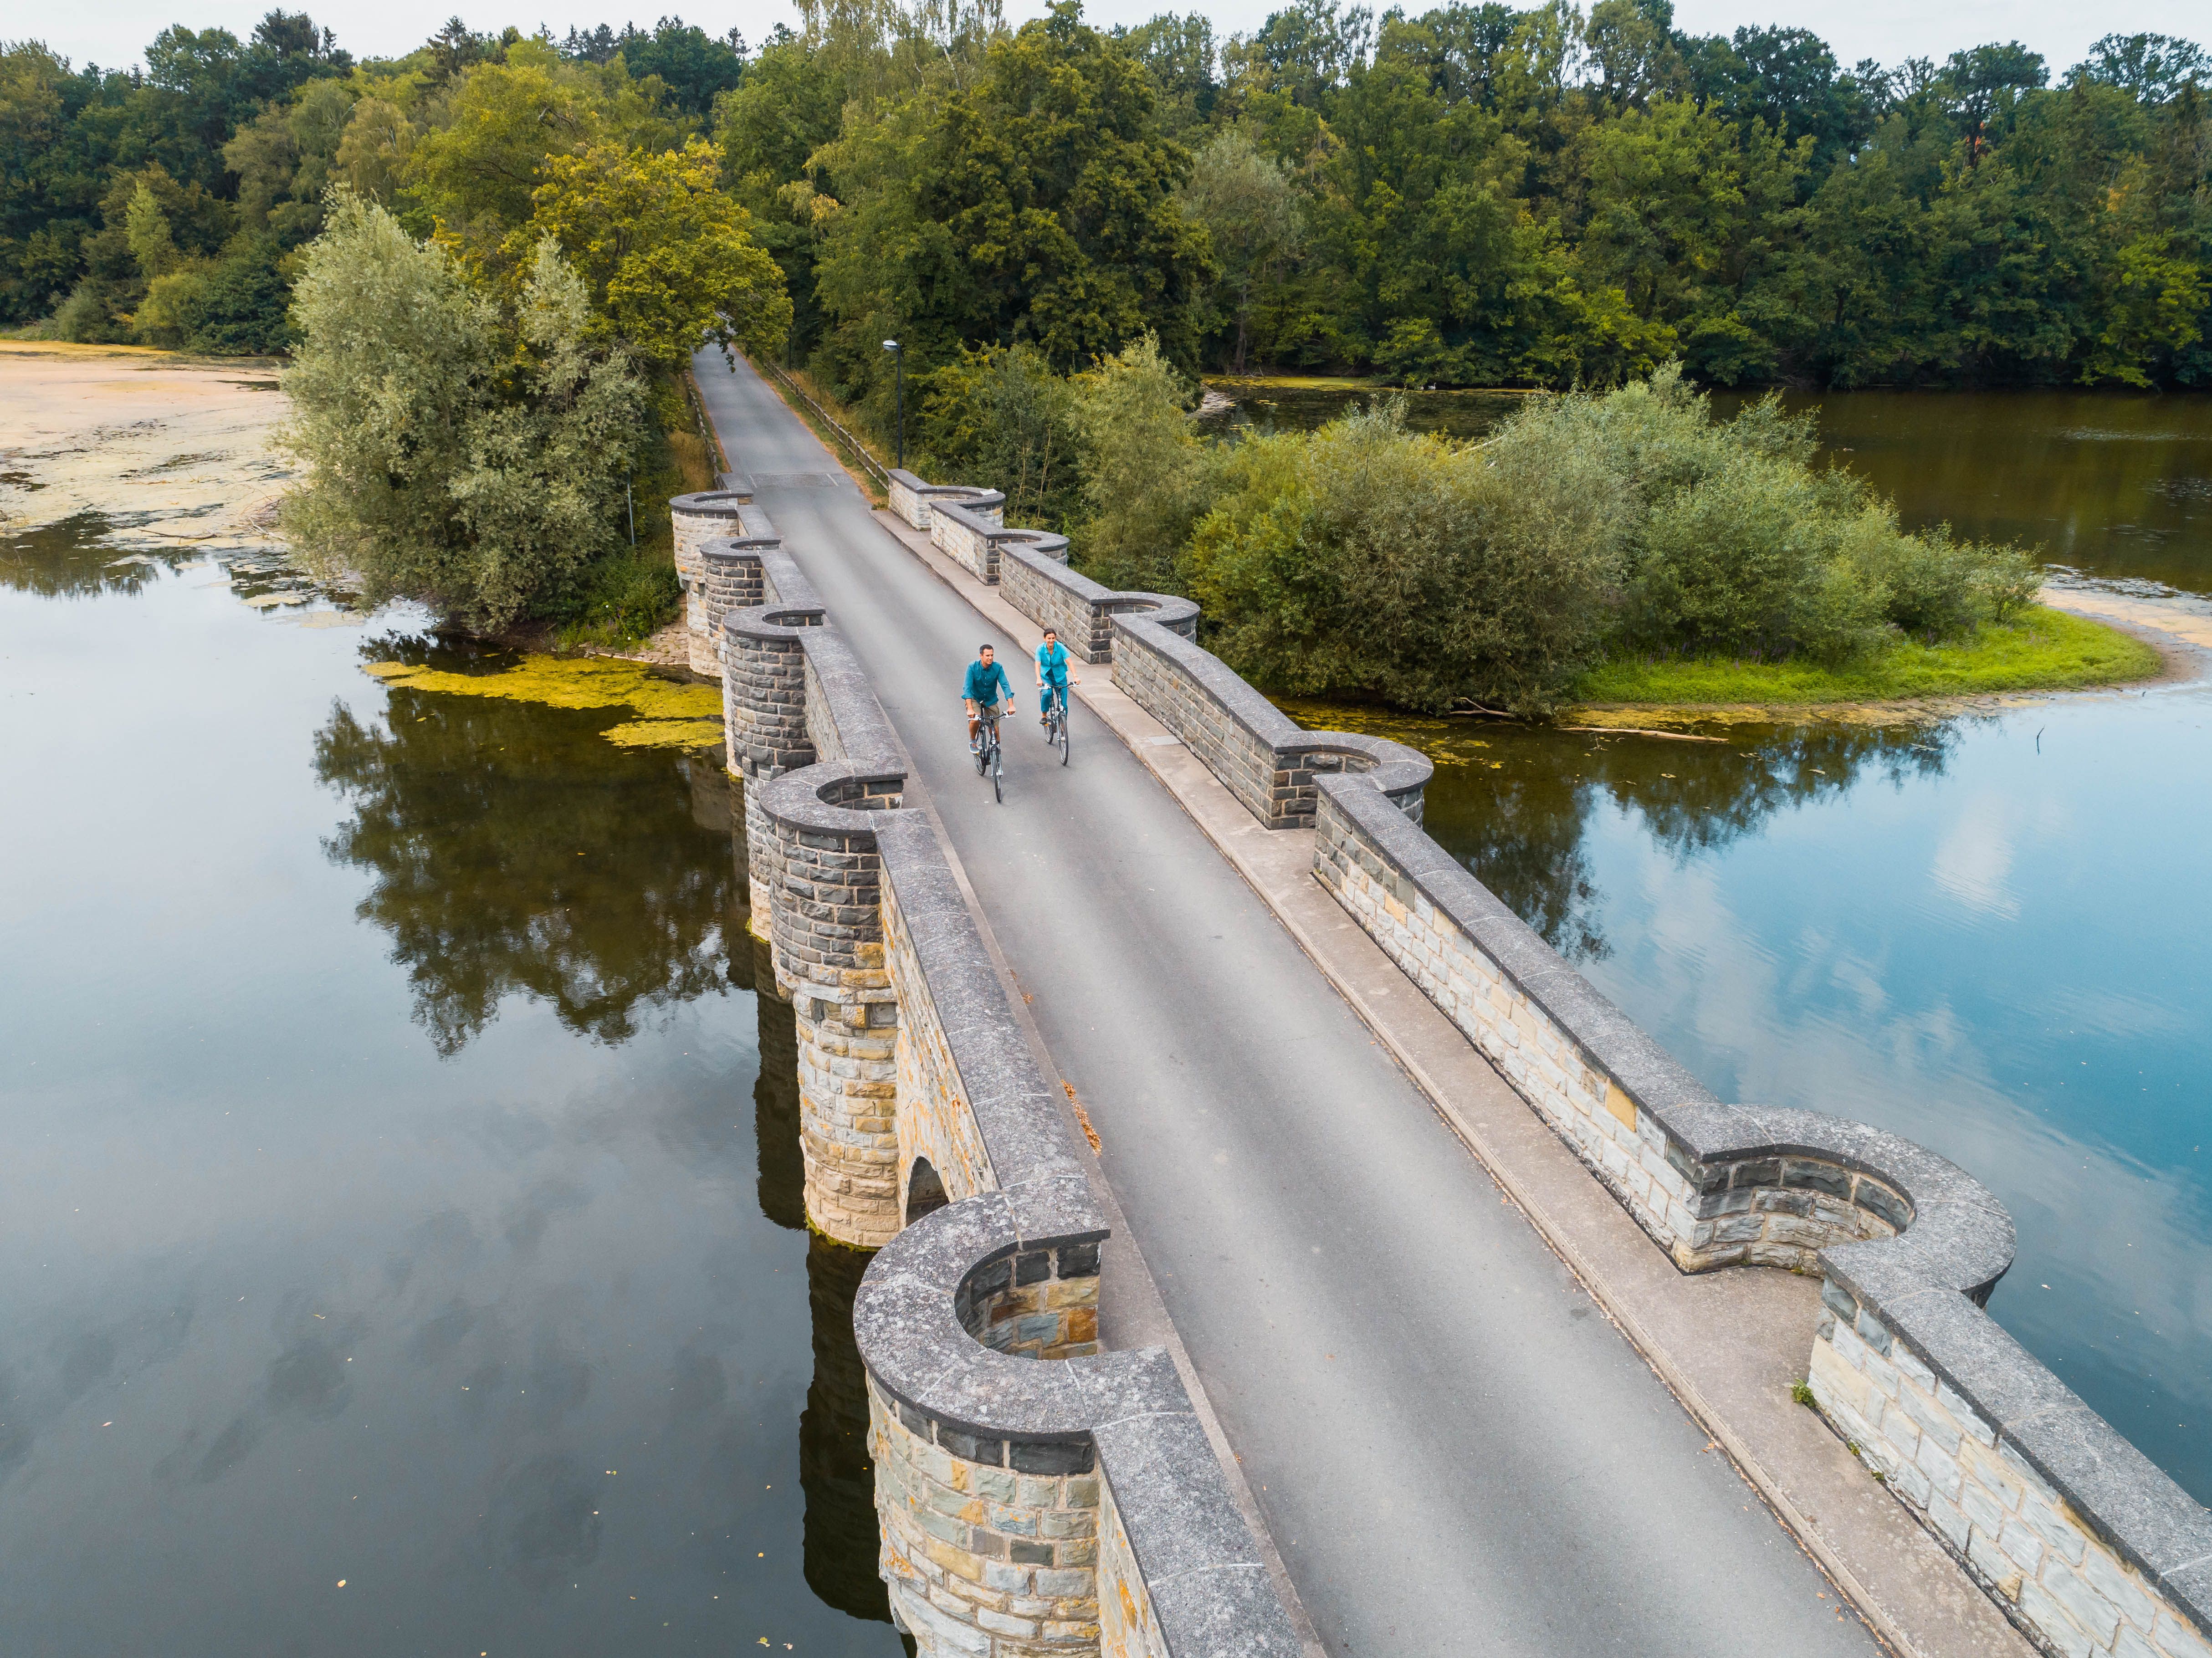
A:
<box><xmin>32</xmin><ymin>0</ymin><xmax>2208</xmax><ymax>82</ymax></box>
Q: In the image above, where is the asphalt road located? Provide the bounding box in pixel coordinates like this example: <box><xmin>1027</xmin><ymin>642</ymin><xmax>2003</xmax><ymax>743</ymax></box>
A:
<box><xmin>697</xmin><ymin>352</ymin><xmax>1877</xmax><ymax>1658</ymax></box>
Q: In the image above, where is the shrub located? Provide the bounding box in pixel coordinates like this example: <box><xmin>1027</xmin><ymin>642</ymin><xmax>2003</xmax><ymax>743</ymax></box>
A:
<box><xmin>280</xmin><ymin>193</ymin><xmax>647</xmax><ymax>631</ymax></box>
<box><xmin>1183</xmin><ymin>400</ymin><xmax>1631</xmax><ymax>712</ymax></box>
<box><xmin>1070</xmin><ymin>334</ymin><xmax>1216</xmax><ymax>594</ymax></box>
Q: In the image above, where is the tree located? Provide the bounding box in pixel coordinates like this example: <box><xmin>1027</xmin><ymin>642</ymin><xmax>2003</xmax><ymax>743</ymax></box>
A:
<box><xmin>812</xmin><ymin>0</ymin><xmax>1213</xmax><ymax>388</ymax></box>
<box><xmin>1180</xmin><ymin>127</ymin><xmax>1301</xmax><ymax>371</ymax></box>
<box><xmin>401</xmin><ymin>38</ymin><xmax>678</xmax><ymax>256</ymax></box>
<box><xmin>281</xmin><ymin>194</ymin><xmax>648</xmax><ymax>629</ymax></box>
<box><xmin>512</xmin><ymin>137</ymin><xmax>791</xmax><ymax>369</ymax></box>
<box><xmin>615</xmin><ymin>17</ymin><xmax>747</xmax><ymax>118</ymax></box>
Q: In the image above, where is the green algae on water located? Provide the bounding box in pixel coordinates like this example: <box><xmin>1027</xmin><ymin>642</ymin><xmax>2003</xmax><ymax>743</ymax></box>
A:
<box><xmin>364</xmin><ymin>655</ymin><xmax>724</xmax><ymax>750</ymax></box>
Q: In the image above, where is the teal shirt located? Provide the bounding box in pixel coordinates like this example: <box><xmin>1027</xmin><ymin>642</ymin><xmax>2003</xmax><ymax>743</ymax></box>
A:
<box><xmin>963</xmin><ymin>659</ymin><xmax>1011</xmax><ymax>704</ymax></box>
<box><xmin>1036</xmin><ymin>641</ymin><xmax>1071</xmax><ymax>685</ymax></box>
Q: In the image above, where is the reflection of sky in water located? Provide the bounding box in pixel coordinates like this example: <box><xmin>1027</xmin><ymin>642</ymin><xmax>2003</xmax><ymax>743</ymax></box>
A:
<box><xmin>1552</xmin><ymin>690</ymin><xmax>2212</xmax><ymax>1501</ymax></box>
<box><xmin>0</xmin><ymin>541</ymin><xmax>901</xmax><ymax>1653</ymax></box>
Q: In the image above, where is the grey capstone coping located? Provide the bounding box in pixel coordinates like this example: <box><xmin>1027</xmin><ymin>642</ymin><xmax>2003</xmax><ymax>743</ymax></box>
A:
<box><xmin>671</xmin><ymin>488</ymin><xmax>751</xmax><ymax>518</ymax></box>
<box><xmin>713</xmin><ymin>469</ymin><xmax>755</xmax><ymax>496</ymax></box>
<box><xmin>1144</xmin><ymin>1567</ymin><xmax>1305</xmax><ymax>1658</ymax></box>
<box><xmin>1093</xmin><ymin>1411</ymin><xmax>1303</xmax><ymax>1657</ymax></box>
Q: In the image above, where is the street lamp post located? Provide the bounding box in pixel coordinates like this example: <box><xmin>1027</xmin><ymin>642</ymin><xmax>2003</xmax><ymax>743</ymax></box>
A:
<box><xmin>881</xmin><ymin>338</ymin><xmax>903</xmax><ymax>472</ymax></box>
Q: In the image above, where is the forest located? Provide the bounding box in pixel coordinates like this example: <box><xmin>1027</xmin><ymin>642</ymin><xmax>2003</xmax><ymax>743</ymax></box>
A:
<box><xmin>1</xmin><ymin>3</ymin><xmax>2206</xmax><ymax>389</ymax></box>
<box><xmin>0</xmin><ymin>3</ymin><xmax>2196</xmax><ymax>706</ymax></box>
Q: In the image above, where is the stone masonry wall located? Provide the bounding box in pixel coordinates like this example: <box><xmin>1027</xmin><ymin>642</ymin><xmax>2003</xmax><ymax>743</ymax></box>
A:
<box><xmin>885</xmin><ymin>869</ymin><xmax>995</xmax><ymax>1216</ymax></box>
<box><xmin>932</xmin><ymin>500</ymin><xmax>1007</xmax><ymax>583</ymax></box>
<box><xmin>869</xmin><ymin>1374</ymin><xmax>1102</xmax><ymax>1654</ymax></box>
<box><xmin>1812</xmin><ymin>1287</ymin><xmax>2212</xmax><ymax>1658</ymax></box>
<box><xmin>1097</xmin><ymin>1481</ymin><xmax>1167</xmax><ymax>1658</ymax></box>
<box><xmin>998</xmin><ymin>543</ymin><xmax>1109</xmax><ymax>663</ymax></box>
<box><xmin>889</xmin><ymin>471</ymin><xmax>1004</xmax><ymax>533</ymax></box>
<box><xmin>673</xmin><ymin>488</ymin><xmax>752</xmax><ymax>678</ymax></box>
<box><xmin>768</xmin><ymin>805</ymin><xmax>902</xmax><ymax>1249</ymax></box>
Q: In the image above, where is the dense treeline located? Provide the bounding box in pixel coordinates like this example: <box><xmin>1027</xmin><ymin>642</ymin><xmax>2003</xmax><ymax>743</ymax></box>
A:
<box><xmin>7</xmin><ymin>5</ymin><xmax>2205</xmax><ymax>387</ymax></box>
<box><xmin>0</xmin><ymin>9</ymin><xmax>789</xmax><ymax>629</ymax></box>
<box><xmin>0</xmin><ymin>11</ymin><xmax>753</xmax><ymax>352</ymax></box>
<box><xmin>716</xmin><ymin>0</ymin><xmax>2211</xmax><ymax>409</ymax></box>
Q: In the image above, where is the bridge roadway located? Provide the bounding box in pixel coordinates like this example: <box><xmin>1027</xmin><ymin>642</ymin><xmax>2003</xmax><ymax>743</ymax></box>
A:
<box><xmin>697</xmin><ymin>353</ymin><xmax>1876</xmax><ymax>1657</ymax></box>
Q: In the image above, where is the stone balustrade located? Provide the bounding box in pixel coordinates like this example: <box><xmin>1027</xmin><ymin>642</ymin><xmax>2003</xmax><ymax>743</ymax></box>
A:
<box><xmin>712</xmin><ymin>508</ymin><xmax>1301</xmax><ymax>1658</ymax></box>
<box><xmin>671</xmin><ymin>486</ymin><xmax>755</xmax><ymax>679</ymax></box>
<box><xmin>881</xmin><ymin>461</ymin><xmax>2212</xmax><ymax>1658</ymax></box>
<box><xmin>888</xmin><ymin>468</ymin><xmax>1004</xmax><ymax>533</ymax></box>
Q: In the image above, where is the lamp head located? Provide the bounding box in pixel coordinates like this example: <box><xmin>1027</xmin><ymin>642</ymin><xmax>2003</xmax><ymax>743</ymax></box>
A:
<box><xmin>881</xmin><ymin>339</ymin><xmax>899</xmax><ymax>352</ymax></box>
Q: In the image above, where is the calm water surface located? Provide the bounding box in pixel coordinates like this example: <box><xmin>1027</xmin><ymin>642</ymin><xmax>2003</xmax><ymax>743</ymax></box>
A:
<box><xmin>0</xmin><ymin>523</ymin><xmax>902</xmax><ymax>1655</ymax></box>
<box><xmin>1287</xmin><ymin>691</ymin><xmax>2212</xmax><ymax>1503</ymax></box>
<box><xmin>1211</xmin><ymin>382</ymin><xmax>2212</xmax><ymax>594</ymax></box>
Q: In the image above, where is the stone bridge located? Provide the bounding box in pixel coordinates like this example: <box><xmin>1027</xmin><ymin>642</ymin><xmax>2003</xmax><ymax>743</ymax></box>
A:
<box><xmin>682</xmin><ymin>353</ymin><xmax>2212</xmax><ymax>1658</ymax></box>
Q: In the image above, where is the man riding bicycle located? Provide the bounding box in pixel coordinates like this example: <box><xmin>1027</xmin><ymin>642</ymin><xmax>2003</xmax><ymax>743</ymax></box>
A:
<box><xmin>1034</xmin><ymin>628</ymin><xmax>1080</xmax><ymax>734</ymax></box>
<box><xmin>963</xmin><ymin>644</ymin><xmax>1014</xmax><ymax>745</ymax></box>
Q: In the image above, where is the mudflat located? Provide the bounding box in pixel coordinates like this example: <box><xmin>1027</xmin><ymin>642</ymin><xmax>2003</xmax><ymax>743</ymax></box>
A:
<box><xmin>0</xmin><ymin>340</ymin><xmax>290</xmax><ymax>552</ymax></box>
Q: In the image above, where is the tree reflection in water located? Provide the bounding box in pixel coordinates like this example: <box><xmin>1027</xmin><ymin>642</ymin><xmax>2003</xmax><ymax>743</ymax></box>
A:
<box><xmin>313</xmin><ymin>640</ymin><xmax>738</xmax><ymax>1056</ymax></box>
<box><xmin>0</xmin><ymin>514</ymin><xmax>177</xmax><ymax>599</ymax></box>
<box><xmin>1294</xmin><ymin>700</ymin><xmax>1957</xmax><ymax>963</ymax></box>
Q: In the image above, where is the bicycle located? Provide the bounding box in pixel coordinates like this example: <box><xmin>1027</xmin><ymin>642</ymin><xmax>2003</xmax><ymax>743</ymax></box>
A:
<box><xmin>971</xmin><ymin>706</ymin><xmax>1004</xmax><ymax>803</ymax></box>
<box><xmin>1043</xmin><ymin>682</ymin><xmax>1070</xmax><ymax>766</ymax></box>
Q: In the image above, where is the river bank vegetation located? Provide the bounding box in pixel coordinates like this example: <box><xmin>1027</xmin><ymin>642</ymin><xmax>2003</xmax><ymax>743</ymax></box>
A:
<box><xmin>1</xmin><ymin>5</ymin><xmax>2191</xmax><ymax>694</ymax></box>
<box><xmin>1</xmin><ymin>12</ymin><xmax>786</xmax><ymax>638</ymax></box>
<box><xmin>1038</xmin><ymin>348</ymin><xmax>2136</xmax><ymax>712</ymax></box>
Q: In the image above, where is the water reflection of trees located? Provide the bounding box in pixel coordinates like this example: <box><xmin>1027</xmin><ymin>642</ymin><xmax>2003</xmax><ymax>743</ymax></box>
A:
<box><xmin>0</xmin><ymin>515</ymin><xmax>174</xmax><ymax>598</ymax></box>
<box><xmin>1421</xmin><ymin>721</ymin><xmax>1957</xmax><ymax>961</ymax></box>
<box><xmin>312</xmin><ymin>675</ymin><xmax>737</xmax><ymax>1056</ymax></box>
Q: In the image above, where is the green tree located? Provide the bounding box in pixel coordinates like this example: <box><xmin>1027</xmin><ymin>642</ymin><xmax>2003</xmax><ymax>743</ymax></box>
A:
<box><xmin>1179</xmin><ymin>126</ymin><xmax>1302</xmax><ymax>371</ymax></box>
<box><xmin>812</xmin><ymin>0</ymin><xmax>1213</xmax><ymax>394</ymax></box>
<box><xmin>512</xmin><ymin>137</ymin><xmax>790</xmax><ymax>369</ymax></box>
<box><xmin>280</xmin><ymin>193</ymin><xmax>648</xmax><ymax>629</ymax></box>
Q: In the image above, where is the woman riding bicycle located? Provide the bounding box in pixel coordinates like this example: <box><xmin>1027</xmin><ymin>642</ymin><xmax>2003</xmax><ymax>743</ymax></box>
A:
<box><xmin>1034</xmin><ymin>628</ymin><xmax>1080</xmax><ymax>734</ymax></box>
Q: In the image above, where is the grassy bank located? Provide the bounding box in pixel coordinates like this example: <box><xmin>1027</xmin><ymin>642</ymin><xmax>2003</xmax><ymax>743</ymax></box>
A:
<box><xmin>1568</xmin><ymin>606</ymin><xmax>2161</xmax><ymax>707</ymax></box>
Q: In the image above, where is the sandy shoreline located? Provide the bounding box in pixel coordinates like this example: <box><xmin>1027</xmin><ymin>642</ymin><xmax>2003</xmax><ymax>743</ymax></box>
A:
<box><xmin>0</xmin><ymin>340</ymin><xmax>292</xmax><ymax>554</ymax></box>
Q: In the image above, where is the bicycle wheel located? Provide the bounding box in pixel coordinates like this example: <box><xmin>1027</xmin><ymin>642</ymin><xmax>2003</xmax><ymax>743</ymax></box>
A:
<box><xmin>992</xmin><ymin>740</ymin><xmax>1003</xmax><ymax>803</ymax></box>
<box><xmin>973</xmin><ymin>731</ymin><xmax>987</xmax><ymax>776</ymax></box>
<box><xmin>1058</xmin><ymin>701</ymin><xmax>1070</xmax><ymax>766</ymax></box>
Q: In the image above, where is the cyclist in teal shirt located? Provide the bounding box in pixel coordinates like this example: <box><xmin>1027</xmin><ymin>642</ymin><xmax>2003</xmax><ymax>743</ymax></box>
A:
<box><xmin>1034</xmin><ymin>628</ymin><xmax>1080</xmax><ymax>732</ymax></box>
<box><xmin>962</xmin><ymin>644</ymin><xmax>1014</xmax><ymax>744</ymax></box>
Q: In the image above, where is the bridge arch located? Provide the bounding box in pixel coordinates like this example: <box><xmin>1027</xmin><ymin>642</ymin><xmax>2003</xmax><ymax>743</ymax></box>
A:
<box><xmin>903</xmin><ymin>1157</ymin><xmax>948</xmax><ymax>1227</ymax></box>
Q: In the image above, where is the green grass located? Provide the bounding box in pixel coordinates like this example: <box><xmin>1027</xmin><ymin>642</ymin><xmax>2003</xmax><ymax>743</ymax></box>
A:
<box><xmin>1569</xmin><ymin>606</ymin><xmax>2161</xmax><ymax>707</ymax></box>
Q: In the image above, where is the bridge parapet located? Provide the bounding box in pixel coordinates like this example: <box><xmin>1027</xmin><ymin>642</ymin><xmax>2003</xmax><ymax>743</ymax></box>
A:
<box><xmin>1310</xmin><ymin>763</ymin><xmax>2212</xmax><ymax>1658</ymax></box>
<box><xmin>713</xmin><ymin>506</ymin><xmax>1302</xmax><ymax>1658</ymax></box>
<box><xmin>672</xmin><ymin>488</ymin><xmax>757</xmax><ymax>678</ymax></box>
<box><xmin>886</xmin><ymin>457</ymin><xmax>2212</xmax><ymax>1658</ymax></box>
<box><xmin>888</xmin><ymin>468</ymin><xmax>1004</xmax><ymax>532</ymax></box>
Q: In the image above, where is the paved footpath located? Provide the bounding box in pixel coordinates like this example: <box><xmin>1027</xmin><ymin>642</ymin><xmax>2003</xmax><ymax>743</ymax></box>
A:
<box><xmin>698</xmin><ymin>353</ymin><xmax>1879</xmax><ymax>1657</ymax></box>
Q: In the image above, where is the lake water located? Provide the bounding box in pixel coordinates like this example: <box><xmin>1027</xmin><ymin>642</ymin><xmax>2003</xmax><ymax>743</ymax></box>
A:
<box><xmin>0</xmin><ymin>521</ymin><xmax>903</xmax><ymax>1655</ymax></box>
<box><xmin>1274</xmin><ymin>387</ymin><xmax>2212</xmax><ymax>1505</ymax></box>
<box><xmin>1207</xmin><ymin>381</ymin><xmax>2212</xmax><ymax>596</ymax></box>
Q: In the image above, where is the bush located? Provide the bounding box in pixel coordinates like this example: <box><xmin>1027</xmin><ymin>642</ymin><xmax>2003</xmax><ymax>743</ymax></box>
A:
<box><xmin>1183</xmin><ymin>400</ymin><xmax>1631</xmax><ymax>712</ymax></box>
<box><xmin>914</xmin><ymin>344</ymin><xmax>1082</xmax><ymax>530</ymax></box>
<box><xmin>187</xmin><ymin>239</ymin><xmax>296</xmax><ymax>354</ymax></box>
<box><xmin>280</xmin><ymin>193</ymin><xmax>648</xmax><ymax>631</ymax></box>
<box><xmin>1170</xmin><ymin>363</ymin><xmax>2046</xmax><ymax>712</ymax></box>
<box><xmin>550</xmin><ymin>554</ymin><xmax>683</xmax><ymax>649</ymax></box>
<box><xmin>1070</xmin><ymin>335</ymin><xmax>1215</xmax><ymax>594</ymax></box>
